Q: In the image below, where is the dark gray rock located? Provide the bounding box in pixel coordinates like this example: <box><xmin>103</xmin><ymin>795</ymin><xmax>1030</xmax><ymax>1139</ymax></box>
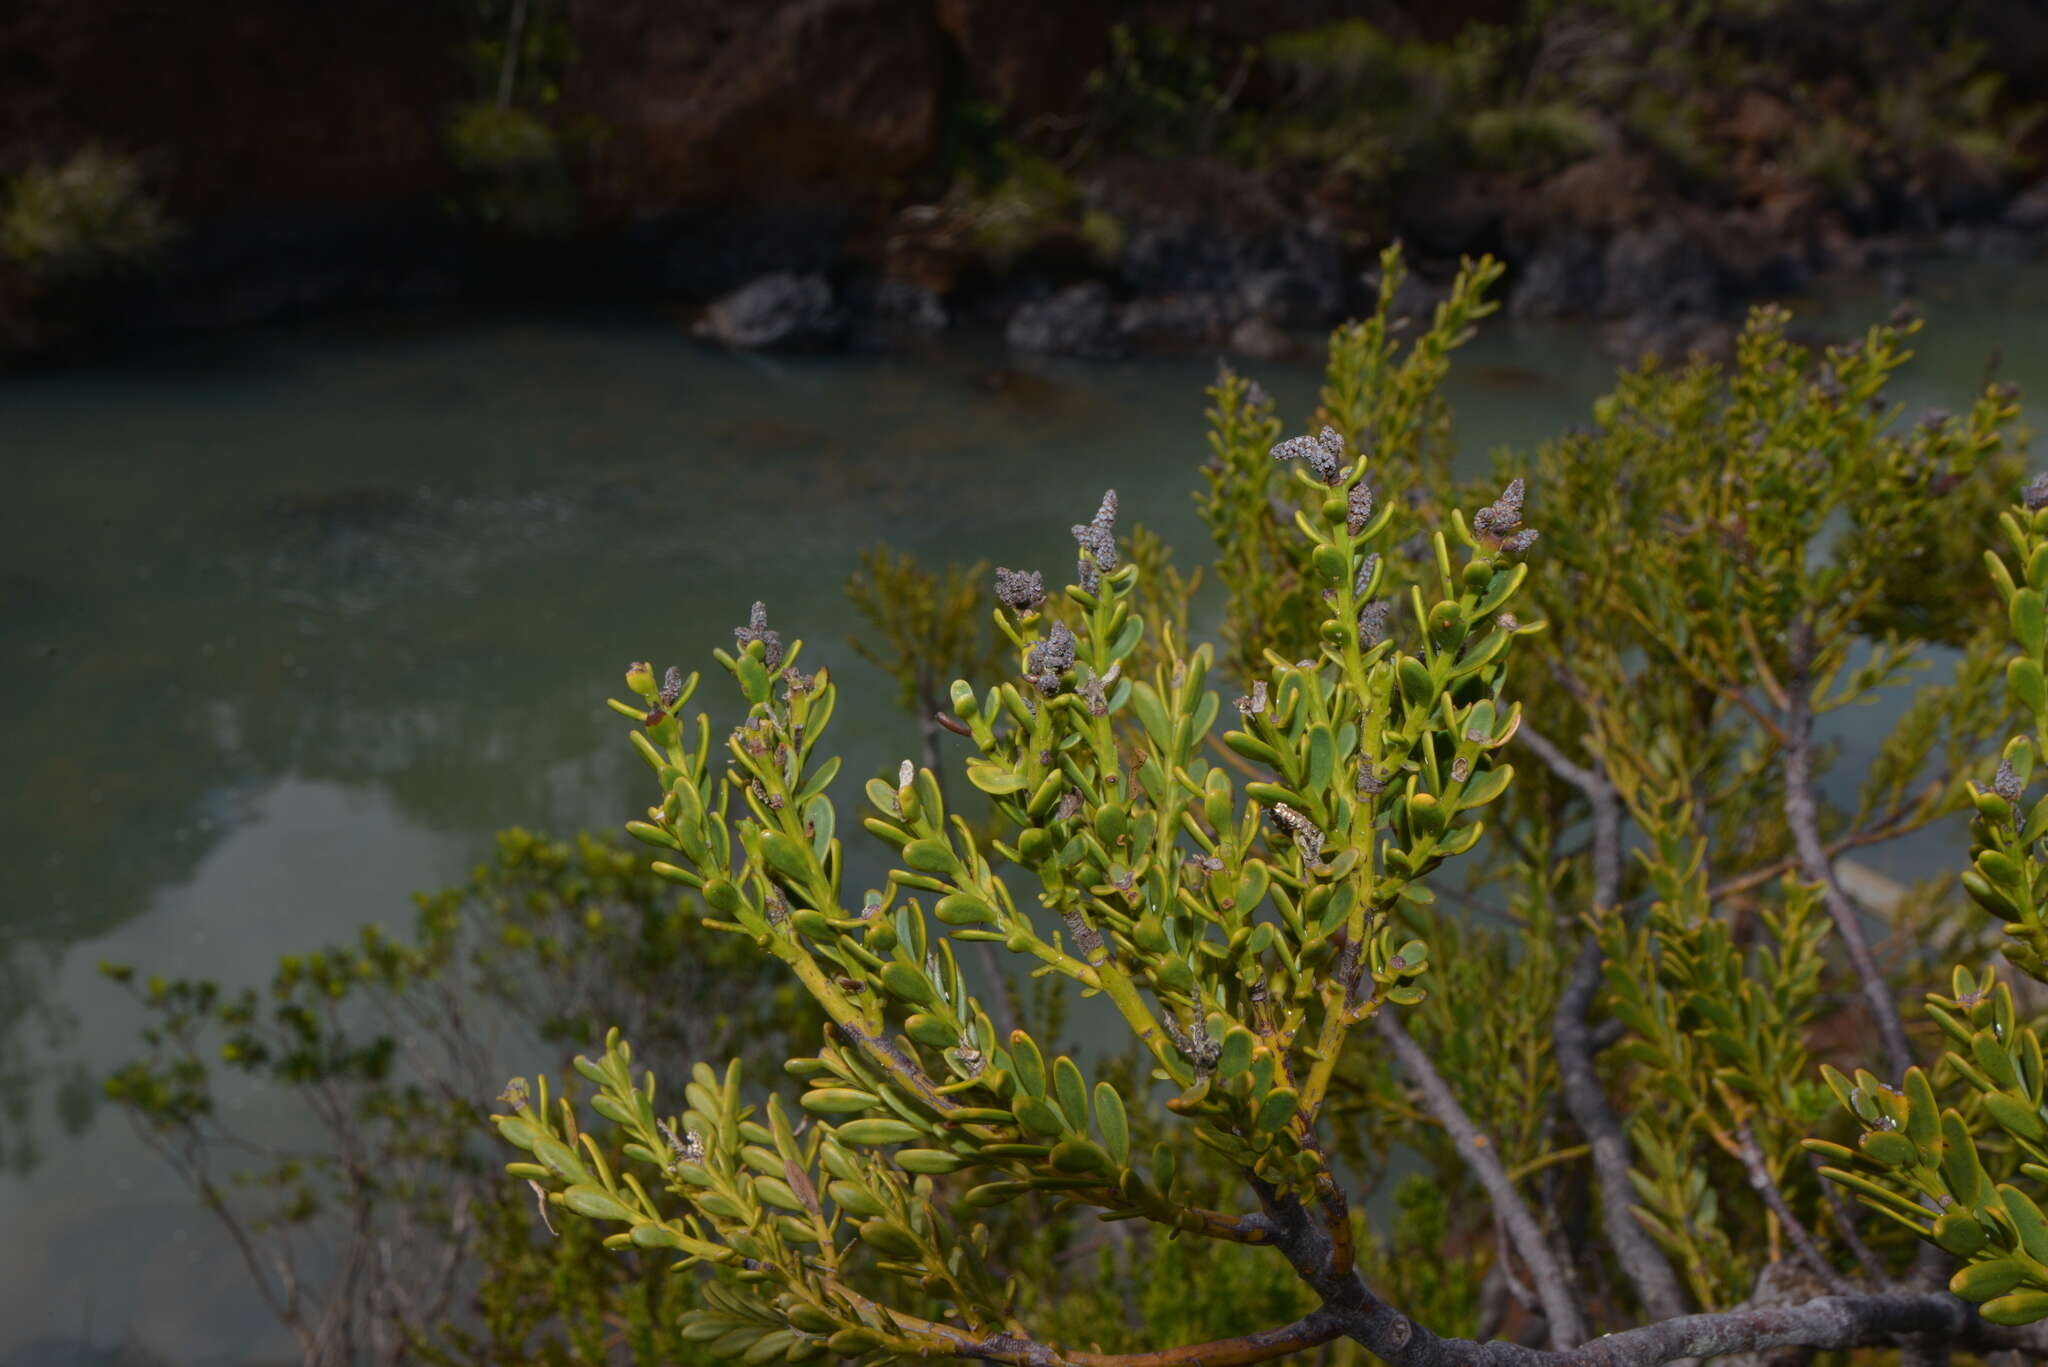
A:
<box><xmin>842</xmin><ymin>276</ymin><xmax>947</xmax><ymax>351</ymax></box>
<box><xmin>1239</xmin><ymin>267</ymin><xmax>1342</xmax><ymax>328</ymax></box>
<box><xmin>1392</xmin><ymin>172</ymin><xmax>1503</xmax><ymax>257</ymax></box>
<box><xmin>869</xmin><ymin>277</ymin><xmax>948</xmax><ymax>330</ymax></box>
<box><xmin>1697</xmin><ymin>209</ymin><xmax>1816</xmax><ymax>299</ymax></box>
<box><xmin>1819</xmin><ymin>232</ymin><xmax>1917</xmax><ymax>277</ymax></box>
<box><xmin>1601</xmin><ymin>313</ymin><xmax>1734</xmax><ymax>366</ymax></box>
<box><xmin>1355</xmin><ymin>262</ymin><xmax>1453</xmax><ymax>324</ymax></box>
<box><xmin>1508</xmin><ymin>228</ymin><xmax>1604</xmax><ymax>319</ymax></box>
<box><xmin>1085</xmin><ymin>158</ymin><xmax>1345</xmax><ymax>327</ymax></box>
<box><xmin>1006</xmin><ymin>282</ymin><xmax>1127</xmax><ymax>358</ymax></box>
<box><xmin>1227</xmin><ymin>315</ymin><xmax>1294</xmax><ymax>361</ymax></box>
<box><xmin>1118</xmin><ymin>292</ymin><xmax>1235</xmax><ymax>347</ymax></box>
<box><xmin>1943</xmin><ymin>224</ymin><xmax>2041</xmax><ymax>266</ymax></box>
<box><xmin>1114</xmin><ymin>212</ymin><xmax>1341</xmax><ymax>308</ymax></box>
<box><xmin>2006</xmin><ymin>178</ymin><xmax>2048</xmax><ymax>232</ymax></box>
<box><xmin>695</xmin><ymin>272</ymin><xmax>846</xmax><ymax>349</ymax></box>
<box><xmin>1600</xmin><ymin>221</ymin><xmax>1719</xmax><ymax>319</ymax></box>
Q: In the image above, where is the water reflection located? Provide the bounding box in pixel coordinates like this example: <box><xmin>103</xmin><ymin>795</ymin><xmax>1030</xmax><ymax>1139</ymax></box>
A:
<box><xmin>0</xmin><ymin>941</ymin><xmax>86</xmax><ymax>1178</ymax></box>
<box><xmin>1</xmin><ymin>260</ymin><xmax>2043</xmax><ymax>1361</ymax></box>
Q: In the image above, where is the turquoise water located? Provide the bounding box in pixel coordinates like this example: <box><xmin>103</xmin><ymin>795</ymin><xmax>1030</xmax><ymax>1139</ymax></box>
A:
<box><xmin>1</xmin><ymin>263</ymin><xmax>2043</xmax><ymax>1363</ymax></box>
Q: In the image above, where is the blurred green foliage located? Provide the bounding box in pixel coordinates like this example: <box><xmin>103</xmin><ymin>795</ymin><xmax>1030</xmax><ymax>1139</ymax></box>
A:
<box><xmin>925</xmin><ymin>4</ymin><xmax>2039</xmax><ymax>273</ymax></box>
<box><xmin>499</xmin><ymin>249</ymin><xmax>2048</xmax><ymax>1358</ymax></box>
<box><xmin>444</xmin><ymin>0</ymin><xmax>585</xmax><ymax>235</ymax></box>
<box><xmin>102</xmin><ymin>829</ymin><xmax>817</xmax><ymax>1365</ymax></box>
<box><xmin>1</xmin><ymin>146</ymin><xmax>171</xmax><ymax>283</ymax></box>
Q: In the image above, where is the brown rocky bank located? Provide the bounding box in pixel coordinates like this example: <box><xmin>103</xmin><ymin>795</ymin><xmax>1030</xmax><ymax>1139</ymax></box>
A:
<box><xmin>2</xmin><ymin>0</ymin><xmax>2045</xmax><ymax>364</ymax></box>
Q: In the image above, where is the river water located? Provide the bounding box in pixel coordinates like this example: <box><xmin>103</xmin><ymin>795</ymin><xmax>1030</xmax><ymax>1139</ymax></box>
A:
<box><xmin>3</xmin><ymin>262</ymin><xmax>2044</xmax><ymax>1364</ymax></box>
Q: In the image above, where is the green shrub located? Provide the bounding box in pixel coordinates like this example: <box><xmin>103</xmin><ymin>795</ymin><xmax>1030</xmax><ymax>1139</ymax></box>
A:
<box><xmin>113</xmin><ymin>242</ymin><xmax>2048</xmax><ymax>1360</ymax></box>
<box><xmin>1789</xmin><ymin>114</ymin><xmax>1868</xmax><ymax>204</ymax></box>
<box><xmin>1079</xmin><ymin>22</ymin><xmax>1258</xmax><ymax>165</ymax></box>
<box><xmin>492</xmin><ymin>248</ymin><xmax>2045</xmax><ymax>1360</ymax></box>
<box><xmin>1262</xmin><ymin>21</ymin><xmax>1500</xmax><ymax>184</ymax></box>
<box><xmin>449</xmin><ymin>103</ymin><xmax>563</xmax><ymax>176</ymax></box>
<box><xmin>445</xmin><ymin>103</ymin><xmax>579</xmax><ymax>235</ymax></box>
<box><xmin>951</xmin><ymin>147</ymin><xmax>1083</xmax><ymax>268</ymax></box>
<box><xmin>1464</xmin><ymin>104</ymin><xmax>1603</xmax><ymax>179</ymax></box>
<box><xmin>1</xmin><ymin>145</ymin><xmax>171</xmax><ymax>282</ymax></box>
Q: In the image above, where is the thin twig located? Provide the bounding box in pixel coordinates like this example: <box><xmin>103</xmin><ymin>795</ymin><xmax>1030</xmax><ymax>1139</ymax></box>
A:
<box><xmin>1807</xmin><ymin>1150</ymin><xmax>1888</xmax><ymax>1284</ymax></box>
<box><xmin>1614</xmin><ymin>598</ymin><xmax>1792</xmax><ymax>747</ymax></box>
<box><xmin>1515</xmin><ymin>724</ymin><xmax>1619</xmax><ymax>908</ymax></box>
<box><xmin>1736</xmin><ymin>1124</ymin><xmax>1857</xmax><ymax>1296</ymax></box>
<box><xmin>1781</xmin><ymin>624</ymin><xmax>1914</xmax><ymax>1080</ymax></box>
<box><xmin>494</xmin><ymin>0</ymin><xmax>528</xmax><ymax>109</ymax></box>
<box><xmin>1677</xmin><ymin>795</ymin><xmax>1943</xmax><ymax>912</ymax></box>
<box><xmin>1375</xmin><ymin>1011</ymin><xmax>1589</xmax><ymax>1348</ymax></box>
<box><xmin>1737</xmin><ymin>611</ymin><xmax>1793</xmax><ymax>712</ymax></box>
<box><xmin>924</xmin><ymin>686</ymin><xmax>1017</xmax><ymax>1039</ymax></box>
<box><xmin>1495</xmin><ymin>1216</ymin><xmax>1539</xmax><ymax>1313</ymax></box>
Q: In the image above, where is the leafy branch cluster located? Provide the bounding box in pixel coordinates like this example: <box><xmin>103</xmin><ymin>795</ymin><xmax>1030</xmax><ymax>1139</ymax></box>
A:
<box><xmin>503</xmin><ymin>249</ymin><xmax>2048</xmax><ymax>1365</ymax></box>
<box><xmin>103</xmin><ymin>242</ymin><xmax>2048</xmax><ymax>1365</ymax></box>
<box><xmin>509</xmin><ymin>323</ymin><xmax>1551</xmax><ymax>1358</ymax></box>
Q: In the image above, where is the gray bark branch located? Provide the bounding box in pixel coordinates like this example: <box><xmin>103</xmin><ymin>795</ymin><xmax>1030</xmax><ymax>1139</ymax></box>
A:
<box><xmin>1736</xmin><ymin>1123</ymin><xmax>1857</xmax><ymax>1296</ymax></box>
<box><xmin>1518</xmin><ymin>722</ymin><xmax>1692</xmax><ymax>1323</ymax></box>
<box><xmin>1376</xmin><ymin>1011</ymin><xmax>1589</xmax><ymax>1348</ymax></box>
<box><xmin>1780</xmin><ymin>632</ymin><xmax>1914</xmax><ymax>1080</ymax></box>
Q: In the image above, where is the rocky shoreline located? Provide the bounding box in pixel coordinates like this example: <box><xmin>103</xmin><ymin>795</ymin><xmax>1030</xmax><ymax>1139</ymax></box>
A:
<box><xmin>3</xmin><ymin>1</ymin><xmax>2045</xmax><ymax>367</ymax></box>
<box><xmin>691</xmin><ymin>154</ymin><xmax>2048</xmax><ymax>365</ymax></box>
<box><xmin>9</xmin><ymin>152</ymin><xmax>2040</xmax><ymax>373</ymax></box>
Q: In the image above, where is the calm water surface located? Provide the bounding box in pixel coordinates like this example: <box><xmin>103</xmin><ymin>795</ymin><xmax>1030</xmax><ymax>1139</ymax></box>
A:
<box><xmin>3</xmin><ymin>263</ymin><xmax>2044</xmax><ymax>1363</ymax></box>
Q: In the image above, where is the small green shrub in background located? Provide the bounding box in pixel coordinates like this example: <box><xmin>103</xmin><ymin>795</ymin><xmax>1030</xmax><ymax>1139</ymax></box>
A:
<box><xmin>1078</xmin><ymin>22</ymin><xmax>1259</xmax><ymax>166</ymax></box>
<box><xmin>1</xmin><ymin>145</ymin><xmax>171</xmax><ymax>283</ymax></box>
<box><xmin>443</xmin><ymin>0</ymin><xmax>583</xmax><ymax>236</ymax></box>
<box><xmin>986</xmin><ymin>6</ymin><xmax>2046</xmax><ymax>231</ymax></box>
<box><xmin>844</xmin><ymin>549</ymin><xmax>1008</xmax><ymax>788</ymax></box>
<box><xmin>445</xmin><ymin>103</ymin><xmax>579</xmax><ymax>235</ymax></box>
<box><xmin>1463</xmin><ymin>105</ymin><xmax>1603</xmax><ymax>180</ymax></box>
<box><xmin>939</xmin><ymin>147</ymin><xmax>1123</xmax><ymax>273</ymax></box>
<box><xmin>1261</xmin><ymin>22</ymin><xmax>1500</xmax><ymax>185</ymax></box>
<box><xmin>449</xmin><ymin>103</ymin><xmax>563</xmax><ymax>177</ymax></box>
<box><xmin>1789</xmin><ymin>114</ymin><xmax>1870</xmax><ymax>207</ymax></box>
<box><xmin>1872</xmin><ymin>38</ymin><xmax>2045</xmax><ymax>183</ymax></box>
